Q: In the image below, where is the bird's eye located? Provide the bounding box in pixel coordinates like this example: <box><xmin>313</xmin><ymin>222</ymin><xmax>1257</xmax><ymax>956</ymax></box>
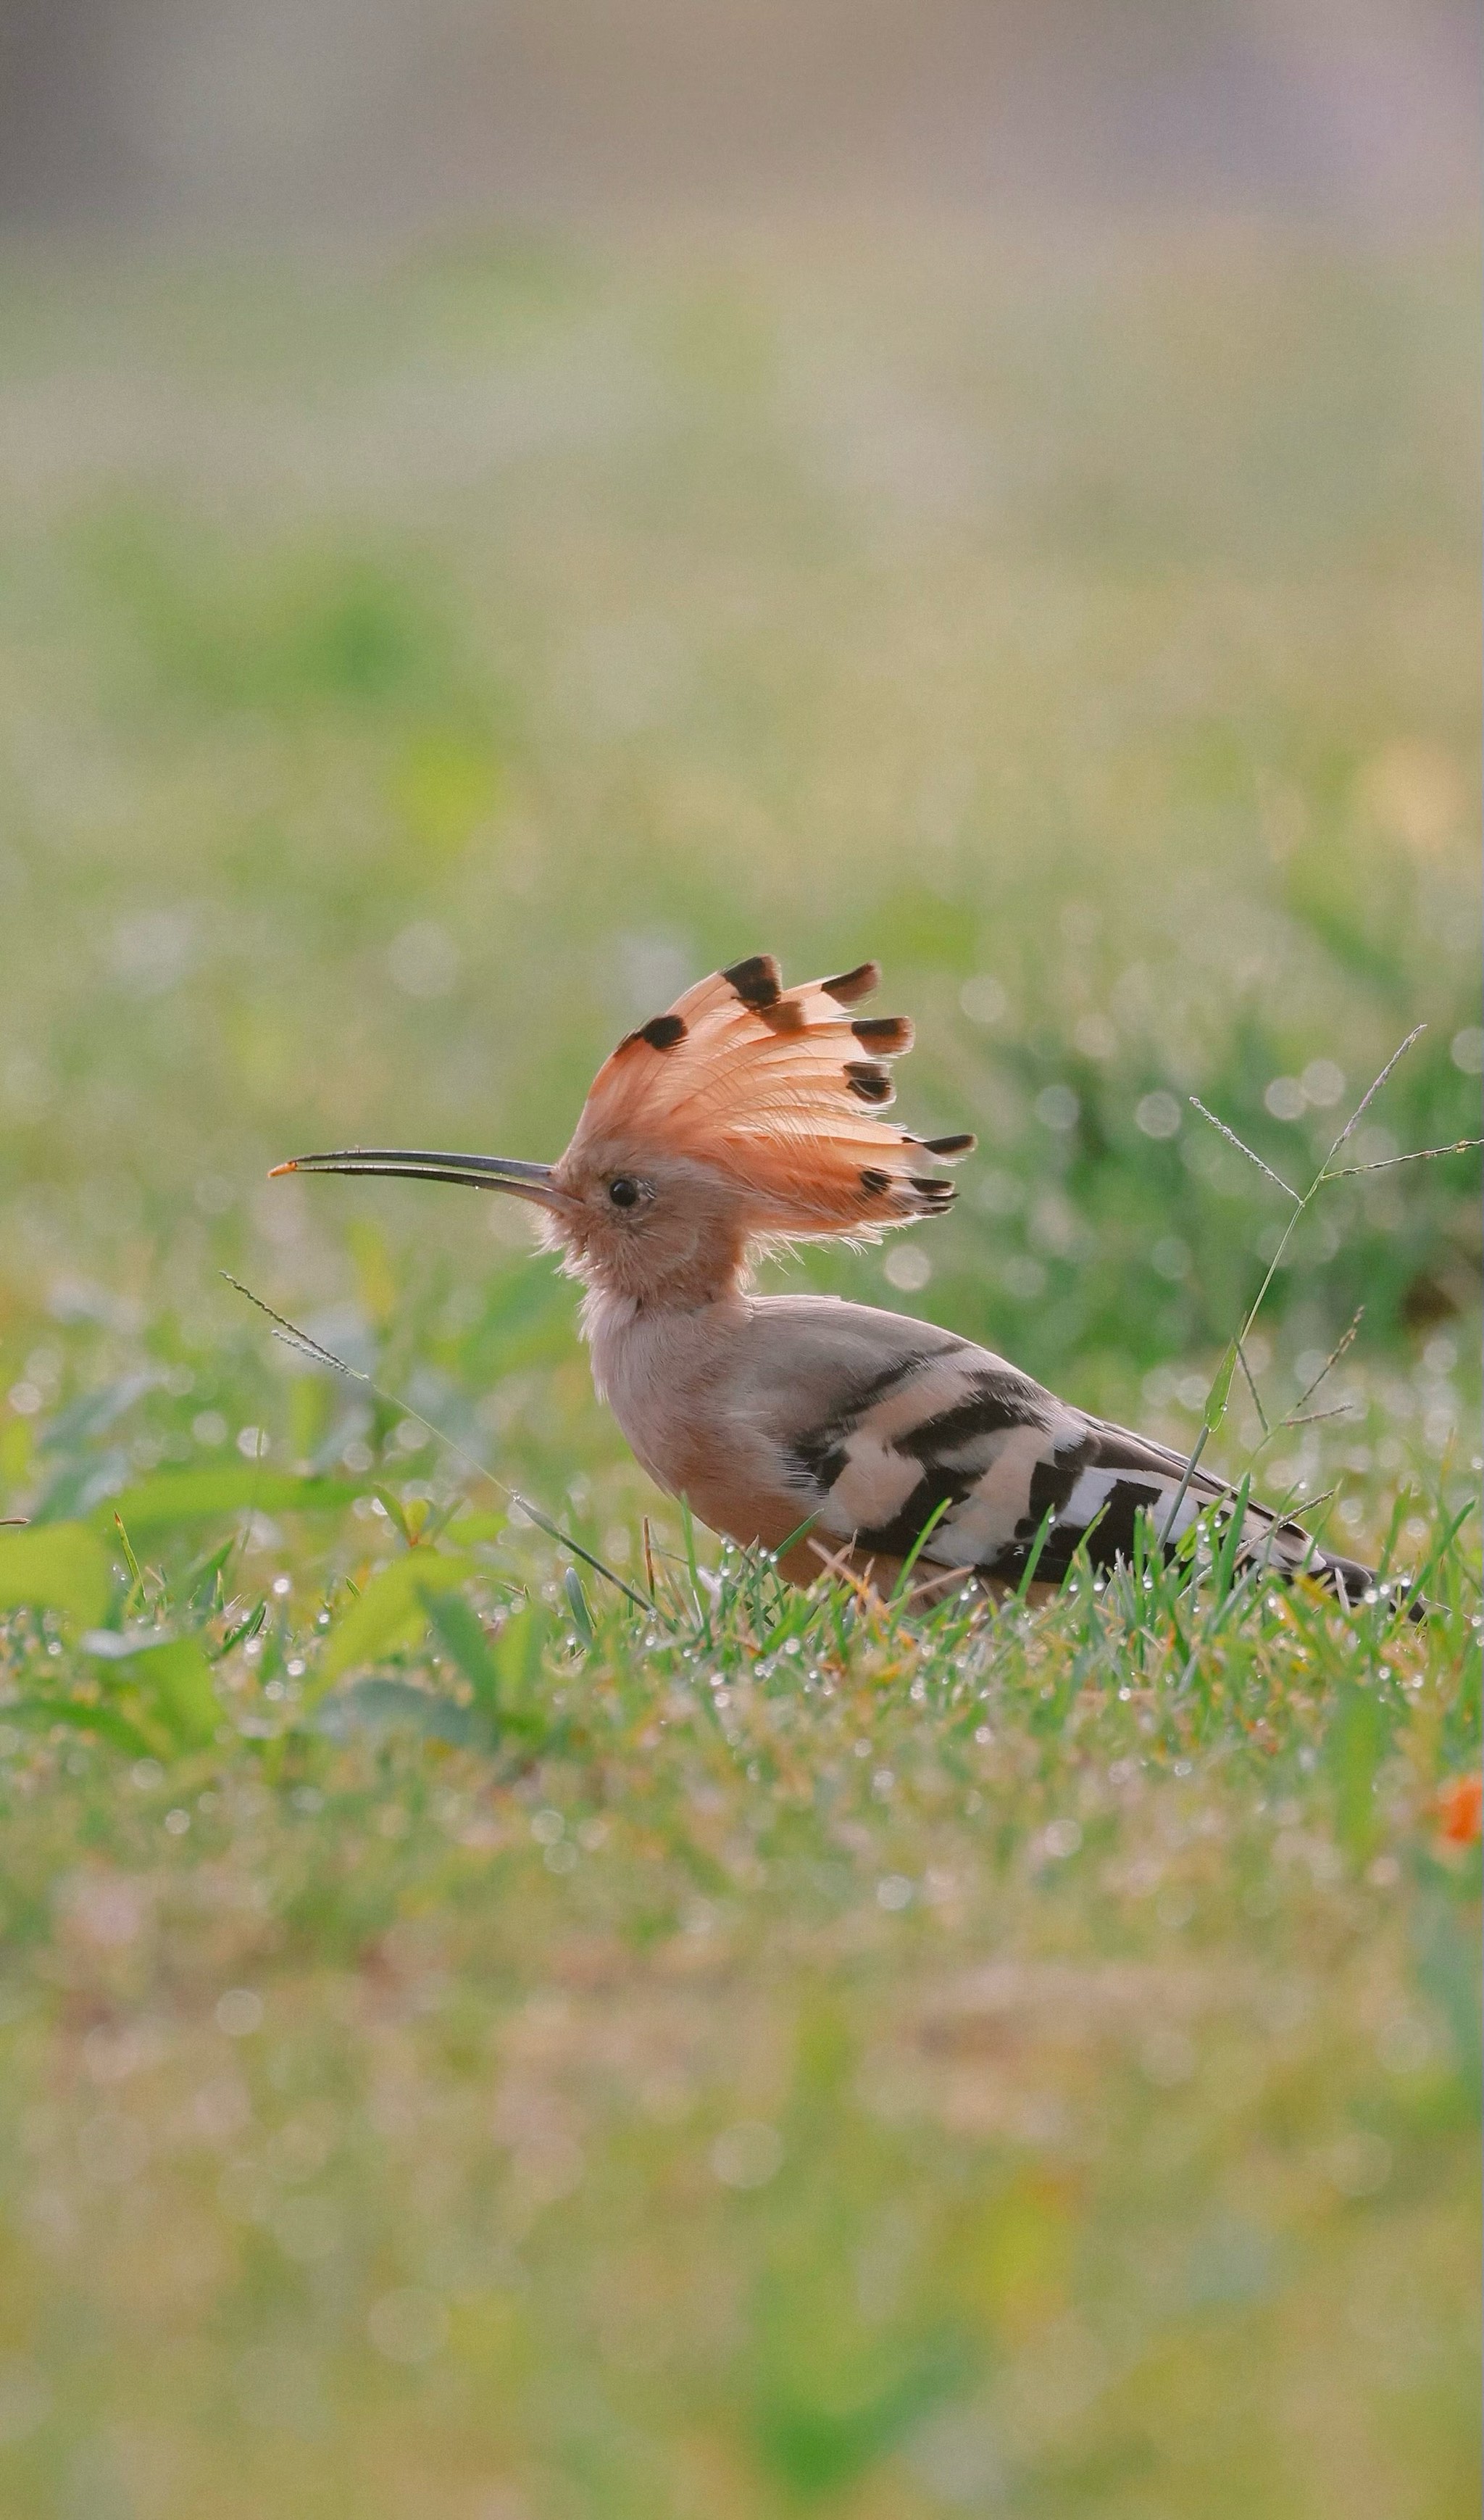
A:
<box><xmin>607</xmin><ymin>1176</ymin><xmax>641</xmax><ymax>1210</ymax></box>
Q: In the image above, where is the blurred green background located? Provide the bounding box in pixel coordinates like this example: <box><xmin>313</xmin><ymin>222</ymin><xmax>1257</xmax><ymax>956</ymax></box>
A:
<box><xmin>1</xmin><ymin>228</ymin><xmax>1479</xmax><ymax>1418</ymax></box>
<box><xmin>0</xmin><ymin>8</ymin><xmax>1479</xmax><ymax>2519</ymax></box>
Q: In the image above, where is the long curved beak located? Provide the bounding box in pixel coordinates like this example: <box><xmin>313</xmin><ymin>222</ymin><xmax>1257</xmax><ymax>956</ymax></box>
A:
<box><xmin>269</xmin><ymin>1148</ymin><xmax>564</xmax><ymax>1208</ymax></box>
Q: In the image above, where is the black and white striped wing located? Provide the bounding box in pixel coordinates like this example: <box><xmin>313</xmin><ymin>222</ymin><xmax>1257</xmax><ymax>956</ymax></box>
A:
<box><xmin>791</xmin><ymin>1342</ymin><xmax>1370</xmax><ymax>1599</ymax></box>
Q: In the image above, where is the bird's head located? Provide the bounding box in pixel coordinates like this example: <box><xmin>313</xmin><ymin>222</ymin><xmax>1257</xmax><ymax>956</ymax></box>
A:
<box><xmin>272</xmin><ymin>955</ymin><xmax>973</xmax><ymax>1307</ymax></box>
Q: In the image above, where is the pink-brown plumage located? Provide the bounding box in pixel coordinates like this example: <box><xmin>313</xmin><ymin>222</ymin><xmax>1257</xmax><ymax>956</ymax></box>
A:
<box><xmin>563</xmin><ymin>954</ymin><xmax>968</xmax><ymax>1241</ymax></box>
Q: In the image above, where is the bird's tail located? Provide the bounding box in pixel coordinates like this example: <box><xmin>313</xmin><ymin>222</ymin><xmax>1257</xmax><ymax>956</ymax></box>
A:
<box><xmin>1233</xmin><ymin>1510</ymin><xmax>1427</xmax><ymax>1621</ymax></box>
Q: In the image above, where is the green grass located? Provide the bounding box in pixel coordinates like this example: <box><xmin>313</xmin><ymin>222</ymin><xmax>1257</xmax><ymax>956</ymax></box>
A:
<box><xmin>0</xmin><ymin>221</ymin><xmax>1479</xmax><ymax>2519</ymax></box>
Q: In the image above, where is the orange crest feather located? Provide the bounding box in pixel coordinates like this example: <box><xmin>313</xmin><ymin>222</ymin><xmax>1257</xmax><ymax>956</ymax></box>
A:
<box><xmin>567</xmin><ymin>954</ymin><xmax>974</xmax><ymax>1234</ymax></box>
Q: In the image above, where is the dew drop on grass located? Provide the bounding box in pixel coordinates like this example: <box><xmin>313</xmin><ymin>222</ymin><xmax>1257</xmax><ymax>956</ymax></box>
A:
<box><xmin>1036</xmin><ymin>1084</ymin><xmax>1080</xmax><ymax>1132</ymax></box>
<box><xmin>884</xmin><ymin>1245</ymin><xmax>932</xmax><ymax>1292</ymax></box>
<box><xmin>1324</xmin><ymin>2133</ymin><xmax>1392</xmax><ymax>2198</ymax></box>
<box><xmin>1136</xmin><ymin>1091</ymin><xmax>1180</xmax><ymax>1139</ymax></box>
<box><xmin>216</xmin><ymin>1989</ymin><xmax>264</xmax><ymax>2038</ymax></box>
<box><xmin>959</xmin><ymin>976</ymin><xmax>1006</xmax><ymax>1025</ymax></box>
<box><xmin>710</xmin><ymin>2122</ymin><xmax>783</xmax><ymax>2189</ymax></box>
<box><xmin>367</xmin><ymin>2288</ymin><xmax>449</xmax><ymax>2363</ymax></box>
<box><xmin>1141</xmin><ymin>2030</ymin><xmax>1196</xmax><ymax>2087</ymax></box>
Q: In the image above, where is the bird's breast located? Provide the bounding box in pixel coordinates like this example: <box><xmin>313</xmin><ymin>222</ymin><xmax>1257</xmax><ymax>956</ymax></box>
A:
<box><xmin>583</xmin><ymin>1292</ymin><xmax>753</xmax><ymax>1501</ymax></box>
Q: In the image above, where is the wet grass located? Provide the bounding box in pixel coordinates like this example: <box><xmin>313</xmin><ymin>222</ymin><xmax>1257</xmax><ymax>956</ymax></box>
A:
<box><xmin>0</xmin><ymin>220</ymin><xmax>1478</xmax><ymax>2517</ymax></box>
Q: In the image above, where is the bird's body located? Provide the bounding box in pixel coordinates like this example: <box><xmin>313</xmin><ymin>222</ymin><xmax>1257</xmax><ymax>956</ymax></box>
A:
<box><xmin>274</xmin><ymin>951</ymin><xmax>1392</xmax><ymax>1611</ymax></box>
<box><xmin>583</xmin><ymin>1281</ymin><xmax>1376</xmax><ymax>1600</ymax></box>
<box><xmin>583</xmin><ymin>1283</ymin><xmax>965</xmax><ymax>1577</ymax></box>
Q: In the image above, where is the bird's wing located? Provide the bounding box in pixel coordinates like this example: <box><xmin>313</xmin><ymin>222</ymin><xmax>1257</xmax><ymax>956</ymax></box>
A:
<box><xmin>779</xmin><ymin>1326</ymin><xmax>1371</xmax><ymax>1599</ymax></box>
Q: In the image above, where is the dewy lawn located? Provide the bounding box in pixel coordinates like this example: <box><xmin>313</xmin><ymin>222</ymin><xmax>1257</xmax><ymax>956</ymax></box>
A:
<box><xmin>0</xmin><ymin>223</ymin><xmax>1478</xmax><ymax>2518</ymax></box>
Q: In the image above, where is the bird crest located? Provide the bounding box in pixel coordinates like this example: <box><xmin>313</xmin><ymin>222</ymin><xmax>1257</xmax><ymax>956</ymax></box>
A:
<box><xmin>565</xmin><ymin>953</ymin><xmax>974</xmax><ymax>1236</ymax></box>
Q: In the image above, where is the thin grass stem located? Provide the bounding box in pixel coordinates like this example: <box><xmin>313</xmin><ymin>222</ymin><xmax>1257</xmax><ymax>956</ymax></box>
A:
<box><xmin>221</xmin><ymin>1271</ymin><xmax>659</xmax><ymax>1617</ymax></box>
<box><xmin>1188</xmin><ymin>1099</ymin><xmax>1299</xmax><ymax>1200</ymax></box>
<box><xmin>1326</xmin><ymin>1138</ymin><xmax>1483</xmax><ymax>1178</ymax></box>
<box><xmin>1235</xmin><ymin>1339</ymin><xmax>1270</xmax><ymax>1435</ymax></box>
<box><xmin>1322</xmin><ymin>1023</ymin><xmax>1426</xmax><ymax>1164</ymax></box>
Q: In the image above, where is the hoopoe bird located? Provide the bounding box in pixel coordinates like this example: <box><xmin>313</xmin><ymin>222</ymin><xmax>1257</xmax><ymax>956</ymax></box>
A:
<box><xmin>274</xmin><ymin>954</ymin><xmax>1393</xmax><ymax>1608</ymax></box>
